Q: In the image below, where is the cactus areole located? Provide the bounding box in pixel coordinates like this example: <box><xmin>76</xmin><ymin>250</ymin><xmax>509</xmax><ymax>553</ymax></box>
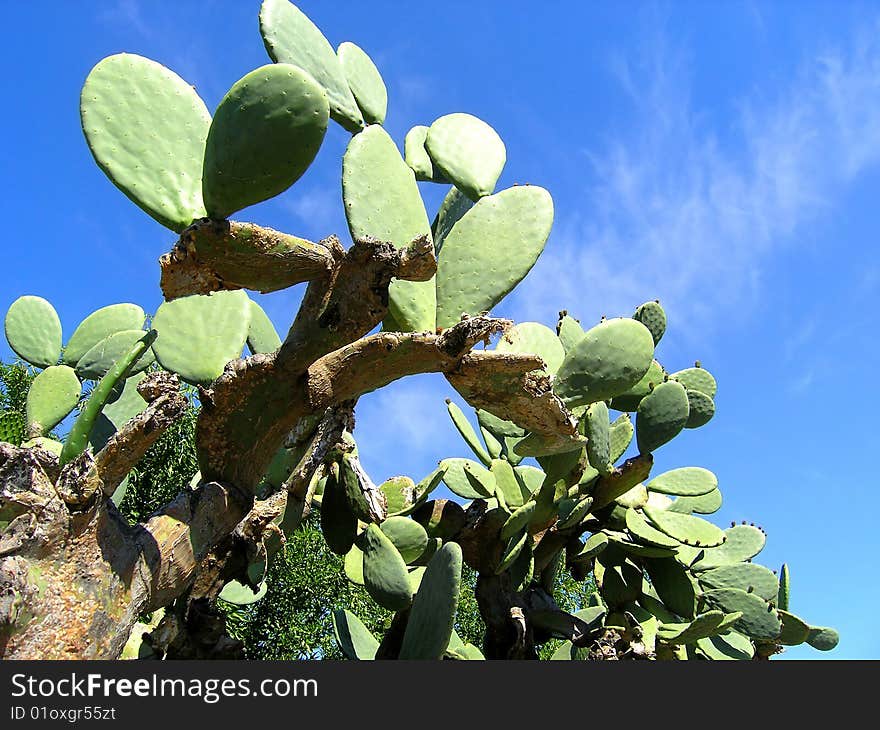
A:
<box><xmin>0</xmin><ymin>0</ymin><xmax>835</xmax><ymax>661</ymax></box>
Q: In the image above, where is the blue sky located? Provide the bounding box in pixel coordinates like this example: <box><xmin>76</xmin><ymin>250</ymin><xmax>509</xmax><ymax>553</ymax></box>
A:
<box><xmin>1</xmin><ymin>1</ymin><xmax>876</xmax><ymax>658</ymax></box>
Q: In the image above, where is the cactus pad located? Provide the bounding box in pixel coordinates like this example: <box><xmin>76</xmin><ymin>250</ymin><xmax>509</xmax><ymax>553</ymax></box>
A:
<box><xmin>446</xmin><ymin>401</ymin><xmax>491</xmax><ymax>465</ymax></box>
<box><xmin>202</xmin><ymin>64</ymin><xmax>329</xmax><ymax>219</ymax></box>
<box><xmin>332</xmin><ymin>609</ymin><xmax>379</xmax><ymax>660</ymax></box>
<box><xmin>692</xmin><ymin>524</ymin><xmax>765</xmax><ymax>570</ymax></box>
<box><xmin>399</xmin><ymin>542</ymin><xmax>463</xmax><ymax>659</ymax></box>
<box><xmin>495</xmin><ymin>322</ymin><xmax>565</xmax><ymax>374</ymax></box>
<box><xmin>610</xmin><ymin>359</ymin><xmax>665</xmax><ymax>412</ymax></box>
<box><xmin>25</xmin><ymin>365</ymin><xmax>81</xmax><ymax>436</ymax></box>
<box><xmin>554</xmin><ymin>318</ymin><xmax>655</xmax><ymax>409</ymax></box>
<box><xmin>5</xmin><ymin>296</ymin><xmax>63</xmax><ymax>369</ymax></box>
<box><xmin>63</xmin><ymin>303</ymin><xmax>146</xmax><ymax>367</ymax></box>
<box><xmin>647</xmin><ymin>467</ymin><xmax>717</xmax><ymax>497</ymax></box>
<box><xmin>556</xmin><ymin>314</ymin><xmax>585</xmax><ymax>353</ymax></box>
<box><xmin>636</xmin><ymin>380</ymin><xmax>690</xmax><ymax>453</ymax></box>
<box><xmin>75</xmin><ymin>330</ymin><xmax>155</xmax><ymax>380</ymax></box>
<box><xmin>642</xmin><ymin>505</ymin><xmax>726</xmax><ymax>547</ymax></box>
<box><xmin>625</xmin><ymin>508</ymin><xmax>680</xmax><ymax>549</ymax></box>
<box><xmin>585</xmin><ymin>401</ymin><xmax>613</xmax><ymax>475</ymax></box>
<box><xmin>379</xmin><ymin>516</ymin><xmax>429</xmax><ymax>564</ymax></box>
<box><xmin>684</xmin><ymin>389</ymin><xmax>715</xmax><ymax>429</ymax></box>
<box><xmin>436</xmin><ymin>185</ymin><xmax>553</xmax><ymax>327</ymax></box>
<box><xmin>440</xmin><ymin>458</ymin><xmax>495</xmax><ymax>500</ymax></box>
<box><xmin>80</xmin><ymin>54</ymin><xmax>210</xmax><ymax>231</ymax></box>
<box><xmin>702</xmin><ymin>588</ymin><xmax>781</xmax><ymax>640</ymax></box>
<box><xmin>425</xmin><ymin>113</ymin><xmax>506</xmax><ymax>201</ymax></box>
<box><xmin>338</xmin><ymin>42</ymin><xmax>387</xmax><ymax>125</ymax></box>
<box><xmin>633</xmin><ymin>301</ymin><xmax>666</xmax><ymax>345</ymax></box>
<box><xmin>697</xmin><ymin>563</ymin><xmax>779</xmax><ymax>601</ymax></box>
<box><xmin>259</xmin><ymin>0</ymin><xmax>364</xmax><ymax>132</ymax></box>
<box><xmin>671</xmin><ymin>366</ymin><xmax>717</xmax><ymax>398</ymax></box>
<box><xmin>151</xmin><ymin>290</ymin><xmax>250</xmax><ymax>385</ymax></box>
<box><xmin>343</xmin><ymin>124</ymin><xmax>435</xmax><ymax>332</ymax></box>
<box><xmin>360</xmin><ymin>523</ymin><xmax>413</xmax><ymax>611</ymax></box>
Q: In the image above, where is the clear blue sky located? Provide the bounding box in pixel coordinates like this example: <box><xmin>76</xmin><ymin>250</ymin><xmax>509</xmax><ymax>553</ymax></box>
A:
<box><xmin>1</xmin><ymin>1</ymin><xmax>876</xmax><ymax>658</ymax></box>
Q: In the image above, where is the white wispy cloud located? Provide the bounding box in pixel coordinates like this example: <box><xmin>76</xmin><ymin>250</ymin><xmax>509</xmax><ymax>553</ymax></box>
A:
<box><xmin>511</xmin><ymin>16</ymin><xmax>880</xmax><ymax>340</ymax></box>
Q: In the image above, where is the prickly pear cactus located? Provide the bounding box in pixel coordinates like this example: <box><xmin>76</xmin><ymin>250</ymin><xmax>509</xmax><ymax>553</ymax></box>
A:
<box><xmin>0</xmin><ymin>0</ymin><xmax>835</xmax><ymax>662</ymax></box>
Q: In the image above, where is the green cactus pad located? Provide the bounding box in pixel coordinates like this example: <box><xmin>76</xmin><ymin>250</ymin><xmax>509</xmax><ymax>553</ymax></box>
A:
<box><xmin>636</xmin><ymin>380</ymin><xmax>690</xmax><ymax>453</ymax></box>
<box><xmin>585</xmin><ymin>401</ymin><xmax>613</xmax><ymax>475</ymax></box>
<box><xmin>495</xmin><ymin>322</ymin><xmax>565</xmax><ymax>374</ymax></box>
<box><xmin>609</xmin><ymin>413</ymin><xmax>634</xmax><ymax>463</ymax></box>
<box><xmin>596</xmin><ymin>556</ymin><xmax>642</xmax><ymax>606</ymax></box>
<box><xmin>702</xmin><ymin>588</ymin><xmax>781</xmax><ymax>640</ymax></box>
<box><xmin>440</xmin><ymin>458</ymin><xmax>495</xmax><ymax>500</ymax></box>
<box><xmin>337</xmin><ymin>42</ymin><xmax>386</xmax><ymax>125</ymax></box>
<box><xmin>805</xmin><ymin>625</ymin><xmax>839</xmax><ymax>651</ymax></box>
<box><xmin>572</xmin><ymin>532</ymin><xmax>609</xmax><ymax>562</ymax></box>
<box><xmin>610</xmin><ymin>359</ymin><xmax>665</xmax><ymax>412</ymax></box>
<box><xmin>202</xmin><ymin>64</ymin><xmax>329</xmax><ymax>219</ymax></box>
<box><xmin>320</xmin><ymin>465</ymin><xmax>358</xmax><ymax>555</ymax></box>
<box><xmin>647</xmin><ymin>467</ymin><xmax>717</xmax><ymax>497</ymax></box>
<box><xmin>643</xmin><ymin>557</ymin><xmax>697</xmax><ymax>619</ymax></box>
<box><xmin>5</xmin><ymin>296</ymin><xmax>63</xmax><ymax>369</ymax></box>
<box><xmin>435</xmin><ymin>185</ymin><xmax>553</xmax><ymax>328</ymax></box>
<box><xmin>670</xmin><ymin>366</ymin><xmax>717</xmax><ymax>398</ymax></box>
<box><xmin>556</xmin><ymin>314</ymin><xmax>585</xmax><ymax>353</ymax></box>
<box><xmin>25</xmin><ymin>365</ymin><xmax>81</xmax><ymax>436</ymax></box>
<box><xmin>425</xmin><ymin>113</ymin><xmax>506</xmax><ymax>201</ymax></box>
<box><xmin>446</xmin><ymin>401</ymin><xmax>491</xmax><ymax>465</ymax></box>
<box><xmin>556</xmin><ymin>495</ymin><xmax>593</xmax><ymax>530</ymax></box>
<box><xmin>685</xmin><ymin>389</ymin><xmax>715</xmax><ymax>429</ymax></box>
<box><xmin>380</xmin><ymin>476</ymin><xmax>416</xmax><ymax>516</ymax></box>
<box><xmin>80</xmin><ymin>54</ymin><xmax>210</xmax><ymax>231</ymax></box>
<box><xmin>432</xmin><ymin>186</ymin><xmax>473</xmax><ymax>252</ymax></box>
<box><xmin>656</xmin><ymin>611</ymin><xmax>729</xmax><ymax>645</ymax></box>
<box><xmin>500</xmin><ymin>502</ymin><xmax>537</xmax><ymax>541</ymax></box>
<box><xmin>0</xmin><ymin>411</ymin><xmax>25</xmax><ymax>446</ymax></box>
<box><xmin>399</xmin><ymin>542</ymin><xmax>463</xmax><ymax>659</ymax></box>
<box><xmin>513</xmin><ymin>464</ymin><xmax>544</xmax><ymax>496</ymax></box>
<box><xmin>697</xmin><ymin>563</ymin><xmax>779</xmax><ymax>601</ymax></box>
<box><xmin>246</xmin><ymin>299</ymin><xmax>282</xmax><ymax>354</ymax></box>
<box><xmin>691</xmin><ymin>524</ymin><xmax>766</xmax><ymax>570</ymax></box>
<box><xmin>625</xmin><ymin>508</ymin><xmax>680</xmax><ymax>549</ymax></box>
<box><xmin>778</xmin><ymin>563</ymin><xmax>790</xmax><ymax>612</ymax></box>
<box><xmin>554</xmin><ymin>318</ymin><xmax>655</xmax><ymax>409</ymax></box>
<box><xmin>259</xmin><ymin>0</ymin><xmax>364</xmax><ymax>132</ymax></box>
<box><xmin>395</xmin><ymin>466</ymin><xmax>447</xmax><ymax>516</ymax></box>
<box><xmin>633</xmin><ymin>301</ymin><xmax>666</xmax><ymax>345</ymax></box>
<box><xmin>332</xmin><ymin>609</ymin><xmax>379</xmax><ymax>660</ymax></box>
<box><xmin>151</xmin><ymin>290</ymin><xmax>250</xmax><ymax>385</ymax></box>
<box><xmin>696</xmin><ymin>631</ymin><xmax>754</xmax><ymax>660</ymax></box>
<box><xmin>343</xmin><ymin>124</ymin><xmax>435</xmax><ymax>332</ymax></box>
<box><xmin>379</xmin><ymin>517</ymin><xmax>428</xmax><ymax>564</ymax></box>
<box><xmin>480</xmin><ymin>427</ymin><xmax>503</xmax><ymax>460</ymax></box>
<box><xmin>615</xmin><ymin>483</ymin><xmax>648</xmax><ymax>509</ymax></box>
<box><xmin>360</xmin><ymin>523</ymin><xmax>414</xmax><ymax>611</ymax></box>
<box><xmin>75</xmin><ymin>330</ymin><xmax>155</xmax><ymax>380</ymax></box>
<box><xmin>776</xmin><ymin>609</ymin><xmax>810</xmax><ymax>646</ymax></box>
<box><xmin>491</xmin><ymin>458</ymin><xmax>525</xmax><ymax>509</ymax></box>
<box><xmin>63</xmin><ymin>303</ymin><xmax>146</xmax><ymax>367</ymax></box>
<box><xmin>642</xmin><ymin>505</ymin><xmax>725</xmax><ymax>547</ymax></box>
<box><xmin>668</xmin><ymin>488</ymin><xmax>722</xmax><ymax>515</ymax></box>
<box><xmin>218</xmin><ymin>580</ymin><xmax>267</xmax><ymax>606</ymax></box>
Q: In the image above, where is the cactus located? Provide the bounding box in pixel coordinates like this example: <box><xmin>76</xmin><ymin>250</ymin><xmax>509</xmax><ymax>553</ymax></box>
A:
<box><xmin>0</xmin><ymin>0</ymin><xmax>836</xmax><ymax>663</ymax></box>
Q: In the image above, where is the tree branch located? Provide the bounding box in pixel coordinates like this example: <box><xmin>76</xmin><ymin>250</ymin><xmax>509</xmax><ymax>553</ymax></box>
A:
<box><xmin>159</xmin><ymin>219</ymin><xmax>335</xmax><ymax>299</ymax></box>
